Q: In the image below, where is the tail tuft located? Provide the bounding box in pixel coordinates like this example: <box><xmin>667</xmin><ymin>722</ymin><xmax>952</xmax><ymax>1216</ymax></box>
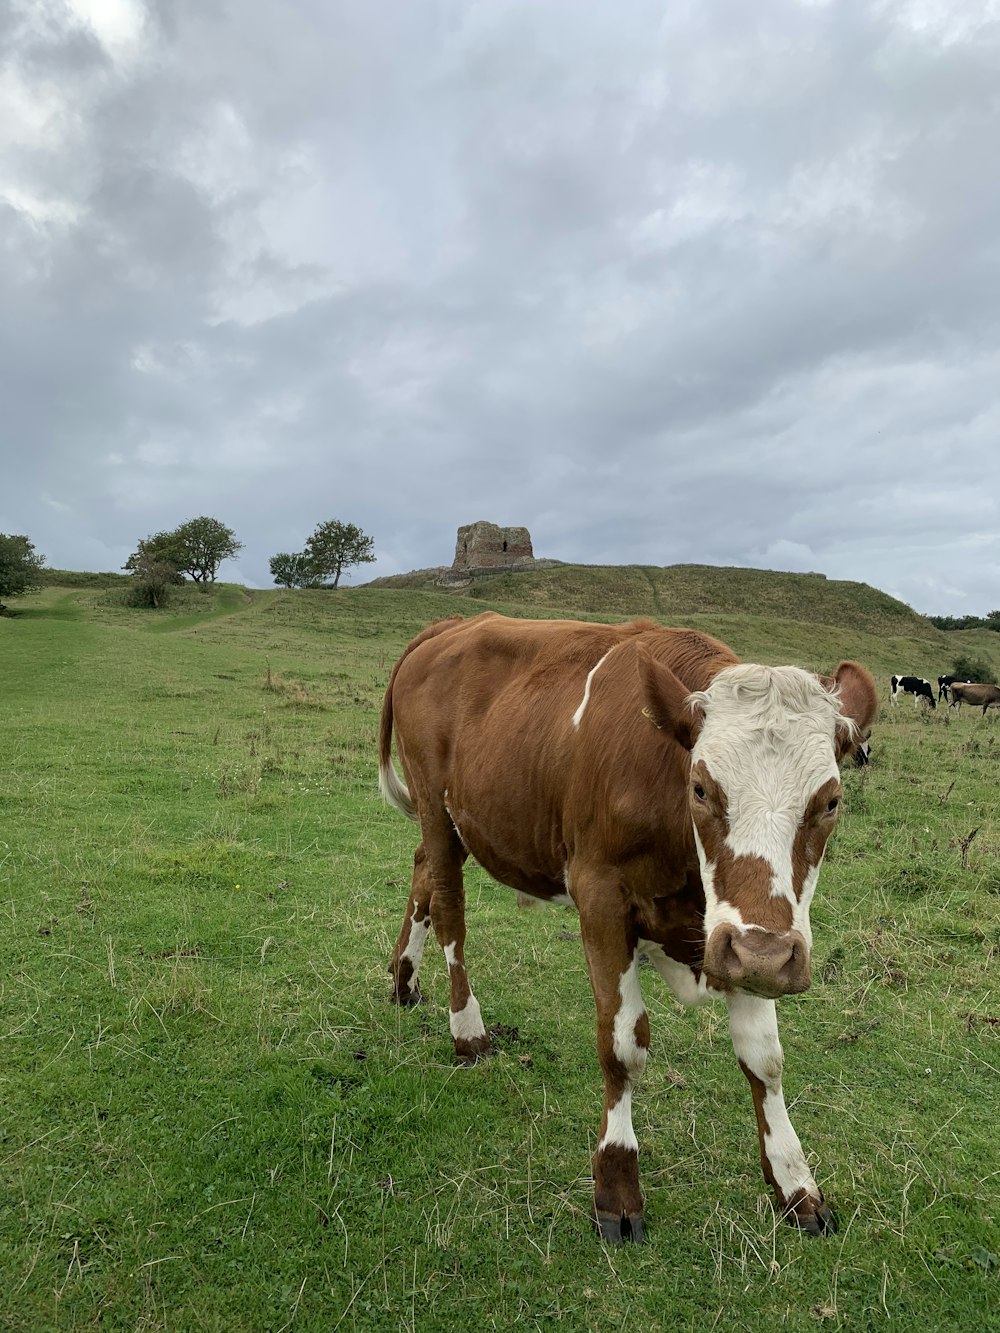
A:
<box><xmin>379</xmin><ymin>760</ymin><xmax>418</xmax><ymax>821</ymax></box>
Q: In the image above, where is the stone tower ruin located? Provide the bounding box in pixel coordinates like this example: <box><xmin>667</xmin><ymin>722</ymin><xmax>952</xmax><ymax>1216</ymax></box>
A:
<box><xmin>451</xmin><ymin>521</ymin><xmax>535</xmax><ymax>573</ymax></box>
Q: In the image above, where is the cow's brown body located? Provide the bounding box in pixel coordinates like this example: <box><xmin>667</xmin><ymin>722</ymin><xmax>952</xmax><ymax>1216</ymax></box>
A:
<box><xmin>379</xmin><ymin>612</ymin><xmax>877</xmax><ymax>1242</ymax></box>
<box><xmin>948</xmin><ymin>681</ymin><xmax>1000</xmax><ymax>713</ymax></box>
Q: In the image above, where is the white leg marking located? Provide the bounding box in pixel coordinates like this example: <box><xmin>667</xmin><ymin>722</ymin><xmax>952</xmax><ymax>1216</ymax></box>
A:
<box><xmin>593</xmin><ymin>958</ymin><xmax>647</xmax><ymax>1156</ymax></box>
<box><xmin>443</xmin><ymin>940</ymin><xmax>487</xmax><ymax>1042</ymax></box>
<box><xmin>726</xmin><ymin>992</ymin><xmax>818</xmax><ymax>1201</ymax></box>
<box><xmin>572</xmin><ymin>648</ymin><xmax>615</xmax><ymax>728</ymax></box>
<box><xmin>761</xmin><ymin>1091</ymin><xmax>818</xmax><ymax>1199</ymax></box>
<box><xmin>598</xmin><ymin>1089</ymin><xmax>637</xmax><ymax>1152</ymax></box>
<box><xmin>449</xmin><ymin>994</ymin><xmax>486</xmax><ymax>1042</ymax></box>
<box><xmin>612</xmin><ymin>955</ymin><xmax>647</xmax><ymax>1077</ymax></box>
<box><xmin>400</xmin><ymin>909</ymin><xmax>431</xmax><ymax>972</ymax></box>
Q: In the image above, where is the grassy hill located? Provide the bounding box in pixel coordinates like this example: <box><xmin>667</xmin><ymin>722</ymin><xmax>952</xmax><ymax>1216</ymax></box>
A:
<box><xmin>369</xmin><ymin>560</ymin><xmax>1000</xmax><ymax>685</ymax></box>
<box><xmin>371</xmin><ymin>559</ymin><xmax>928</xmax><ymax>628</ymax></box>
<box><xmin>21</xmin><ymin>559</ymin><xmax>1000</xmax><ymax>687</ymax></box>
<box><xmin>470</xmin><ymin>563</ymin><xmax>925</xmax><ymax>630</ymax></box>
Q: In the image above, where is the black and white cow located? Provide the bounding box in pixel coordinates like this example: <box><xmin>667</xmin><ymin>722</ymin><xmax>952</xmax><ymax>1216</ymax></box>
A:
<box><xmin>937</xmin><ymin>675</ymin><xmax>971</xmax><ymax>703</ymax></box>
<box><xmin>890</xmin><ymin>675</ymin><xmax>935</xmax><ymax>709</ymax></box>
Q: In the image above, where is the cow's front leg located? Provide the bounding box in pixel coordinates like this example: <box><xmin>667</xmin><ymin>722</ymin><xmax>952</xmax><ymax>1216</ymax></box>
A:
<box><xmin>578</xmin><ymin>893</ymin><xmax>649</xmax><ymax>1243</ymax></box>
<box><xmin>726</xmin><ymin>991</ymin><xmax>836</xmax><ymax>1236</ymax></box>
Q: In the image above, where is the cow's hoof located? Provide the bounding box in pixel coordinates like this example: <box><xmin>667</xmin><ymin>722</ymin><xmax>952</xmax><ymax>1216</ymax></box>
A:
<box><xmin>455</xmin><ymin>1035</ymin><xmax>492</xmax><ymax>1065</ymax></box>
<box><xmin>391</xmin><ymin>985</ymin><xmax>424</xmax><ymax>1007</ymax></box>
<box><xmin>788</xmin><ymin>1199</ymin><xmax>837</xmax><ymax>1237</ymax></box>
<box><xmin>594</xmin><ymin>1211</ymin><xmax>646</xmax><ymax>1244</ymax></box>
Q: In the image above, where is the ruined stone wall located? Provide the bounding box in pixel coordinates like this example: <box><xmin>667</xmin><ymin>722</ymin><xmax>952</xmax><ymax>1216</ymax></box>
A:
<box><xmin>451</xmin><ymin>521</ymin><xmax>535</xmax><ymax>572</ymax></box>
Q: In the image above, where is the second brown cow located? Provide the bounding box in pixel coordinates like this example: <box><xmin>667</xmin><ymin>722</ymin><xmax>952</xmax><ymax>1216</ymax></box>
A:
<box><xmin>948</xmin><ymin>681</ymin><xmax>1000</xmax><ymax>714</ymax></box>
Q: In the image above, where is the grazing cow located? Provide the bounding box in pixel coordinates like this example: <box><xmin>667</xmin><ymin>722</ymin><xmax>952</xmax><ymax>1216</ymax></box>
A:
<box><xmin>948</xmin><ymin>681</ymin><xmax>1000</xmax><ymax>714</ymax></box>
<box><xmin>890</xmin><ymin>675</ymin><xmax>936</xmax><ymax>709</ymax></box>
<box><xmin>853</xmin><ymin>737</ymin><xmax>871</xmax><ymax>767</ymax></box>
<box><xmin>379</xmin><ymin>613</ymin><xmax>877</xmax><ymax>1242</ymax></box>
<box><xmin>937</xmin><ymin>675</ymin><xmax>971</xmax><ymax>702</ymax></box>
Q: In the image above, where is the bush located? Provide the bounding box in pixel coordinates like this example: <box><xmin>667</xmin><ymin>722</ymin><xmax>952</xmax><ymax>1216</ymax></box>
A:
<box><xmin>950</xmin><ymin>655</ymin><xmax>998</xmax><ymax>685</ymax></box>
<box><xmin>125</xmin><ymin>557</ymin><xmax>183</xmax><ymax>608</ymax></box>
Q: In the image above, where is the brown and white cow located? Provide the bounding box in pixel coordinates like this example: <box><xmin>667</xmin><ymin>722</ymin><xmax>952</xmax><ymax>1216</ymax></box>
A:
<box><xmin>948</xmin><ymin>681</ymin><xmax>1000</xmax><ymax>714</ymax></box>
<box><xmin>378</xmin><ymin>613</ymin><xmax>878</xmax><ymax>1243</ymax></box>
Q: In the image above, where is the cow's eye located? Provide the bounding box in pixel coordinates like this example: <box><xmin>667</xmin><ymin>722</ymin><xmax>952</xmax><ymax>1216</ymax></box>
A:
<box><xmin>693</xmin><ymin>784</ymin><xmax>706</xmax><ymax>801</ymax></box>
<box><xmin>826</xmin><ymin>797</ymin><xmax>840</xmax><ymax>814</ymax></box>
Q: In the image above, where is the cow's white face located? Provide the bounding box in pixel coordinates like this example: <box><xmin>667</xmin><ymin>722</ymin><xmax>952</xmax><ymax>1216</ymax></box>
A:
<box><xmin>687</xmin><ymin>665</ymin><xmax>845</xmax><ymax>997</ymax></box>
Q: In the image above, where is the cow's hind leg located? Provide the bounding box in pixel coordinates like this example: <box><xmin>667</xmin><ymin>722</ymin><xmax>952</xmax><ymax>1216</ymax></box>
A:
<box><xmin>421</xmin><ymin>818</ymin><xmax>490</xmax><ymax>1064</ymax></box>
<box><xmin>577</xmin><ymin>878</ymin><xmax>649</xmax><ymax>1243</ymax></box>
<box><xmin>389</xmin><ymin>844</ymin><xmax>435</xmax><ymax>1006</ymax></box>
<box><xmin>727</xmin><ymin>992</ymin><xmax>836</xmax><ymax>1236</ymax></box>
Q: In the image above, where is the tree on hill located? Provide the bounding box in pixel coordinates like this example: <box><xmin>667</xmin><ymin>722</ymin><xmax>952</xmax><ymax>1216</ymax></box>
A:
<box><xmin>303</xmin><ymin>519</ymin><xmax>376</xmax><ymax>588</ymax></box>
<box><xmin>0</xmin><ymin>533</ymin><xmax>46</xmax><ymax>614</ymax></box>
<box><xmin>928</xmin><ymin>610</ymin><xmax>1000</xmax><ymax>632</ymax></box>
<box><xmin>171</xmin><ymin>516</ymin><xmax>243</xmax><ymax>584</ymax></box>
<box><xmin>269</xmin><ymin>552</ymin><xmax>325</xmax><ymax>589</ymax></box>
<box><xmin>125</xmin><ymin>517</ymin><xmax>242</xmax><ymax>589</ymax></box>
<box><xmin>124</xmin><ymin>530</ymin><xmax>185</xmax><ymax>574</ymax></box>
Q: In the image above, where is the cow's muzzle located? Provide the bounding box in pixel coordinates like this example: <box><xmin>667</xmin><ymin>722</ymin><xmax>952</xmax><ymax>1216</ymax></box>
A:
<box><xmin>704</xmin><ymin>924</ymin><xmax>811</xmax><ymax>997</ymax></box>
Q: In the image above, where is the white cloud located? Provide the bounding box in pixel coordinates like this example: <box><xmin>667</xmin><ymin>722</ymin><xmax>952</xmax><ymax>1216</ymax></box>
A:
<box><xmin>65</xmin><ymin>0</ymin><xmax>147</xmax><ymax>66</ymax></box>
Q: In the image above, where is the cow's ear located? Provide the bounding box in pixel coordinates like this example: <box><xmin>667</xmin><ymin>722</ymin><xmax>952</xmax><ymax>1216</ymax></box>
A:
<box><xmin>636</xmin><ymin>646</ymin><xmax>703</xmax><ymax>751</ymax></box>
<box><xmin>821</xmin><ymin>661</ymin><xmax>879</xmax><ymax>763</ymax></box>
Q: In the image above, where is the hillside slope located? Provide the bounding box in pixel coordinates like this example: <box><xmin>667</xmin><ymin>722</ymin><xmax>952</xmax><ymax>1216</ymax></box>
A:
<box><xmin>15</xmin><ymin>564</ymin><xmax>1000</xmax><ymax>688</ymax></box>
<box><xmin>370</xmin><ymin>561</ymin><xmax>927</xmax><ymax>634</ymax></box>
<box><xmin>365</xmin><ymin>561</ymin><xmax>1000</xmax><ymax>683</ymax></box>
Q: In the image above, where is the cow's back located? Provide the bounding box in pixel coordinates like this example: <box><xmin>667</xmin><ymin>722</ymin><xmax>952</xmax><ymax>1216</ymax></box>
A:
<box><xmin>387</xmin><ymin>613</ymin><xmax>733</xmax><ymax>769</ymax></box>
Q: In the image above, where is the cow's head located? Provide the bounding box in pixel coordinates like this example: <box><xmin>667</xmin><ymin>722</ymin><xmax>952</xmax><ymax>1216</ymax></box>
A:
<box><xmin>639</xmin><ymin>654</ymin><xmax>878</xmax><ymax>998</ymax></box>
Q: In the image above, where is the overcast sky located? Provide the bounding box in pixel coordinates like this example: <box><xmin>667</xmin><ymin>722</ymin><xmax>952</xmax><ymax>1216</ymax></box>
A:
<box><xmin>3</xmin><ymin>0</ymin><xmax>1000</xmax><ymax>615</ymax></box>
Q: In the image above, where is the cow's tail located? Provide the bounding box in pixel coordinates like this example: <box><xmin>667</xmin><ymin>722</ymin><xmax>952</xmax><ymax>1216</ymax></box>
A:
<box><xmin>378</xmin><ymin>616</ymin><xmax>464</xmax><ymax>823</ymax></box>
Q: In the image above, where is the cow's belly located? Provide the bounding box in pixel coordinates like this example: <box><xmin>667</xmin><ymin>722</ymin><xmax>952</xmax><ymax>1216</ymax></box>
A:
<box><xmin>444</xmin><ymin>787</ymin><xmax>568</xmax><ymax>901</ymax></box>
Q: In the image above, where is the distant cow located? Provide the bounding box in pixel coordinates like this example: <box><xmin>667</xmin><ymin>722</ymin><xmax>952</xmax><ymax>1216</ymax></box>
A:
<box><xmin>853</xmin><ymin>737</ymin><xmax>871</xmax><ymax>767</ymax></box>
<box><xmin>948</xmin><ymin>681</ymin><xmax>1000</xmax><ymax>714</ymax></box>
<box><xmin>379</xmin><ymin>613</ymin><xmax>877</xmax><ymax>1242</ymax></box>
<box><xmin>890</xmin><ymin>675</ymin><xmax>935</xmax><ymax>709</ymax></box>
<box><xmin>937</xmin><ymin>675</ymin><xmax>971</xmax><ymax>702</ymax></box>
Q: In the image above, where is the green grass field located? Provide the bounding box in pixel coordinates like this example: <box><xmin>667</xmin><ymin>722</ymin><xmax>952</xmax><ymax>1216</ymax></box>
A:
<box><xmin>1</xmin><ymin>574</ymin><xmax>998</xmax><ymax>1331</ymax></box>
